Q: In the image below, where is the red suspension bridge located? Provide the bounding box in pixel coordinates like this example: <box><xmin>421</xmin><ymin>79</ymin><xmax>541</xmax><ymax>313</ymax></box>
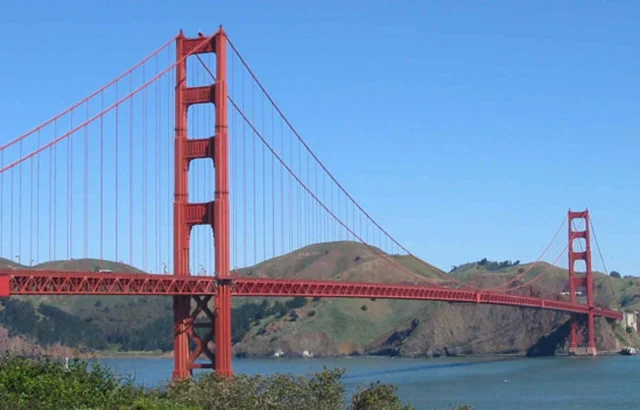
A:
<box><xmin>0</xmin><ymin>28</ymin><xmax>624</xmax><ymax>380</ymax></box>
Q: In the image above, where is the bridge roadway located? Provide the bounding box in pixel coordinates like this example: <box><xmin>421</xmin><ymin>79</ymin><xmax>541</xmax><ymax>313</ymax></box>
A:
<box><xmin>0</xmin><ymin>270</ymin><xmax>622</xmax><ymax>320</ymax></box>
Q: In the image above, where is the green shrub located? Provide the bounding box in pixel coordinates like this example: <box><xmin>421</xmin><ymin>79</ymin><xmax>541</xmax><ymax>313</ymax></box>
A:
<box><xmin>169</xmin><ymin>368</ymin><xmax>346</xmax><ymax>410</ymax></box>
<box><xmin>285</xmin><ymin>296</ymin><xmax>308</xmax><ymax>310</ymax></box>
<box><xmin>0</xmin><ymin>354</ymin><xmax>141</xmax><ymax>410</ymax></box>
<box><xmin>351</xmin><ymin>382</ymin><xmax>412</xmax><ymax>410</ymax></box>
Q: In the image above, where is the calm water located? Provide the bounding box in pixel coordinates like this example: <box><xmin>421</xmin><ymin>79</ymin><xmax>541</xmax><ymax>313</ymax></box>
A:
<box><xmin>98</xmin><ymin>355</ymin><xmax>640</xmax><ymax>409</ymax></box>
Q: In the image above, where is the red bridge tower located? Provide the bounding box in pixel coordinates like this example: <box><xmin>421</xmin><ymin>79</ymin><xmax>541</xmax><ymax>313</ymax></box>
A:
<box><xmin>567</xmin><ymin>209</ymin><xmax>596</xmax><ymax>356</ymax></box>
<box><xmin>173</xmin><ymin>28</ymin><xmax>232</xmax><ymax>379</ymax></box>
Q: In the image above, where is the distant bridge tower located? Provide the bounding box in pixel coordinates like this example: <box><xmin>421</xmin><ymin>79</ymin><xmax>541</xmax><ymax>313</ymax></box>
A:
<box><xmin>173</xmin><ymin>28</ymin><xmax>232</xmax><ymax>379</ymax></box>
<box><xmin>567</xmin><ymin>209</ymin><xmax>596</xmax><ymax>355</ymax></box>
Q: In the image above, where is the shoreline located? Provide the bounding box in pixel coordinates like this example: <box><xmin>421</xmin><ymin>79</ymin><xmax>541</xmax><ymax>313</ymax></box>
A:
<box><xmin>90</xmin><ymin>349</ymin><xmax>624</xmax><ymax>360</ymax></box>
<box><xmin>91</xmin><ymin>350</ymin><xmax>173</xmax><ymax>359</ymax></box>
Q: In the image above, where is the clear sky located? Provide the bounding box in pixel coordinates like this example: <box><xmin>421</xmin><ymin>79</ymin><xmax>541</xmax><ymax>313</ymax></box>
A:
<box><xmin>0</xmin><ymin>1</ymin><xmax>638</xmax><ymax>275</ymax></box>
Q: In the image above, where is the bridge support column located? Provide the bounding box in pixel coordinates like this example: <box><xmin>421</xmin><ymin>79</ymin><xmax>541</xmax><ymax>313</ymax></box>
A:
<box><xmin>214</xmin><ymin>280</ymin><xmax>232</xmax><ymax>376</ymax></box>
<box><xmin>172</xmin><ymin>295</ymin><xmax>191</xmax><ymax>380</ymax></box>
<box><xmin>0</xmin><ymin>275</ymin><xmax>9</xmax><ymax>297</ymax></box>
<box><xmin>172</xmin><ymin>28</ymin><xmax>232</xmax><ymax>380</ymax></box>
<box><xmin>568</xmin><ymin>209</ymin><xmax>597</xmax><ymax>356</ymax></box>
<box><xmin>212</xmin><ymin>28</ymin><xmax>232</xmax><ymax>377</ymax></box>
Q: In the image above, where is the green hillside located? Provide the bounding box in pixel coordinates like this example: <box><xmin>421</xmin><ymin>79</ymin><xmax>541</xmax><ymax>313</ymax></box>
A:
<box><xmin>450</xmin><ymin>259</ymin><xmax>639</xmax><ymax>310</ymax></box>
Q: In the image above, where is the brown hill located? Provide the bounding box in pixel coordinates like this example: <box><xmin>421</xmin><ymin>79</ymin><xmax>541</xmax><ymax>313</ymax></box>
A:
<box><xmin>0</xmin><ymin>258</ymin><xmax>23</xmax><ymax>270</ymax></box>
<box><xmin>365</xmin><ymin>262</ymin><xmax>636</xmax><ymax>358</ymax></box>
<box><xmin>232</xmin><ymin>246</ymin><xmax>634</xmax><ymax>358</ymax></box>
<box><xmin>235</xmin><ymin>241</ymin><xmax>447</xmax><ymax>283</ymax></box>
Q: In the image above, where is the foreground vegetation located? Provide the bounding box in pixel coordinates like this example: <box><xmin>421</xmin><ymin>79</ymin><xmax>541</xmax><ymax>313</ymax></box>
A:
<box><xmin>0</xmin><ymin>355</ymin><xmax>470</xmax><ymax>410</ymax></box>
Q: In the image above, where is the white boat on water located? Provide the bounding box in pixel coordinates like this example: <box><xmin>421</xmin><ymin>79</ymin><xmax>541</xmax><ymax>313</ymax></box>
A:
<box><xmin>620</xmin><ymin>347</ymin><xmax>637</xmax><ymax>356</ymax></box>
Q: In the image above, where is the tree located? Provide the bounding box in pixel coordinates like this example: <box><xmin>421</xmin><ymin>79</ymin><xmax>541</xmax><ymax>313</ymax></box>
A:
<box><xmin>610</xmin><ymin>271</ymin><xmax>622</xmax><ymax>279</ymax></box>
<box><xmin>285</xmin><ymin>296</ymin><xmax>308</xmax><ymax>309</ymax></box>
<box><xmin>351</xmin><ymin>382</ymin><xmax>413</xmax><ymax>410</ymax></box>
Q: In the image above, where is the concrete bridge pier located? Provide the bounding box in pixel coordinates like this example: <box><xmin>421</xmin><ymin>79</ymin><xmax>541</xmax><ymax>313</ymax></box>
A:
<box><xmin>569</xmin><ymin>346</ymin><xmax>597</xmax><ymax>356</ymax></box>
<box><xmin>621</xmin><ymin>311</ymin><xmax>639</xmax><ymax>332</ymax></box>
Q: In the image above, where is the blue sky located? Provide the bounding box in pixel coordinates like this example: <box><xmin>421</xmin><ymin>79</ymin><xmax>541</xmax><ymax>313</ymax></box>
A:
<box><xmin>0</xmin><ymin>1</ymin><xmax>638</xmax><ymax>275</ymax></box>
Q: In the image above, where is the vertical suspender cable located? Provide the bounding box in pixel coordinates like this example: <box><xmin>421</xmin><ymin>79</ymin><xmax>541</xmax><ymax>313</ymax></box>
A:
<box><xmin>354</xmin><ymin>204</ymin><xmax>357</xmax><ymax>245</ymax></box>
<box><xmin>330</xmin><ymin>175</ymin><xmax>333</xmax><ymax>242</ymax></box>
<box><xmin>129</xmin><ymin>74</ymin><xmax>134</xmax><ymax>266</ymax></box>
<box><xmin>262</xmin><ymin>93</ymin><xmax>266</xmax><ymax>261</ymax></box>
<box><xmin>68</xmin><ymin>112</ymin><xmax>72</xmax><ymax>260</ymax></box>
<box><xmin>156</xmin><ymin>55</ymin><xmax>161</xmax><ymax>273</ymax></box>
<box><xmin>252</xmin><ymin>81</ymin><xmax>256</xmax><ymax>264</ymax></box>
<box><xmin>297</xmin><ymin>131</ymin><xmax>301</xmax><ymax>248</ymax></box>
<box><xmin>242</xmin><ymin>70</ymin><xmax>247</xmax><ymax>268</ymax></box>
<box><xmin>280</xmin><ymin>117</ymin><xmax>284</xmax><ymax>255</ymax></box>
<box><xmin>29</xmin><ymin>135</ymin><xmax>34</xmax><ymax>264</ymax></box>
<box><xmin>115</xmin><ymin>82</ymin><xmax>120</xmax><ymax>263</ymax></box>
<box><xmin>18</xmin><ymin>141</ymin><xmax>22</xmax><ymax>263</ymax></box>
<box><xmin>36</xmin><ymin>131</ymin><xmax>40</xmax><ymax>263</ymax></box>
<box><xmin>289</xmin><ymin>128</ymin><xmax>293</xmax><ymax>251</ymax></box>
<box><xmin>271</xmin><ymin>104</ymin><xmax>275</xmax><ymax>258</ymax></box>
<box><xmin>52</xmin><ymin>120</ymin><xmax>57</xmax><ymax>260</ymax></box>
<box><xmin>100</xmin><ymin>92</ymin><xmax>104</xmax><ymax>263</ymax></box>
<box><xmin>84</xmin><ymin>104</ymin><xmax>89</xmax><ymax>263</ymax></box>
<box><xmin>28</xmin><ymin>141</ymin><xmax>35</xmax><ymax>266</ymax></box>
<box><xmin>323</xmin><ymin>171</ymin><xmax>326</xmax><ymax>243</ymax></box>
<box><xmin>143</xmin><ymin>64</ymin><xmax>148</xmax><ymax>271</ymax></box>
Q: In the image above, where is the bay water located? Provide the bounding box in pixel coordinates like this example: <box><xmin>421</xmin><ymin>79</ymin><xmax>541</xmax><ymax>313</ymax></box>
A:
<box><xmin>98</xmin><ymin>355</ymin><xmax>639</xmax><ymax>409</ymax></box>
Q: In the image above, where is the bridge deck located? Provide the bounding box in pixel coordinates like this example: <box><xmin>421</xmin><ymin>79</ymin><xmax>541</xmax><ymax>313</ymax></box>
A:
<box><xmin>0</xmin><ymin>270</ymin><xmax>622</xmax><ymax>320</ymax></box>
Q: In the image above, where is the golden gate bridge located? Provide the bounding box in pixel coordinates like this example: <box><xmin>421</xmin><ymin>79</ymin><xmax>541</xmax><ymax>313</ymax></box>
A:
<box><xmin>0</xmin><ymin>28</ymin><xmax>624</xmax><ymax>380</ymax></box>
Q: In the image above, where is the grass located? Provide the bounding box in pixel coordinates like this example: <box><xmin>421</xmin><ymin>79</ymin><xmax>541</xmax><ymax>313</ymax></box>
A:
<box><xmin>392</xmin><ymin>254</ymin><xmax>449</xmax><ymax>281</ymax></box>
<box><xmin>295</xmin><ymin>298</ymin><xmax>426</xmax><ymax>347</ymax></box>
